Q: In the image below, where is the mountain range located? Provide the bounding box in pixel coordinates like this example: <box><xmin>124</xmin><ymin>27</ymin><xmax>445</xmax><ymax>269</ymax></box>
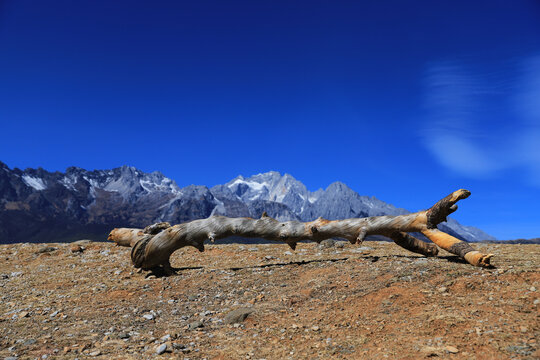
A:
<box><xmin>0</xmin><ymin>161</ymin><xmax>496</xmax><ymax>243</ymax></box>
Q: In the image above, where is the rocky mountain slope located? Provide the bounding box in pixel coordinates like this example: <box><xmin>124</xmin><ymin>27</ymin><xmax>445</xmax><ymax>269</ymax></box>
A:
<box><xmin>0</xmin><ymin>162</ymin><xmax>496</xmax><ymax>243</ymax></box>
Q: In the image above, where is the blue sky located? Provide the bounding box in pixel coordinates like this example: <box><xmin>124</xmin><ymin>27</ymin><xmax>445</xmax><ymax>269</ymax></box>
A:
<box><xmin>1</xmin><ymin>1</ymin><xmax>539</xmax><ymax>239</ymax></box>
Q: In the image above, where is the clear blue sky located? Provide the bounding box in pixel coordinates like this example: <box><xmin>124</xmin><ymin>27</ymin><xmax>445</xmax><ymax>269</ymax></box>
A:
<box><xmin>1</xmin><ymin>1</ymin><xmax>539</xmax><ymax>239</ymax></box>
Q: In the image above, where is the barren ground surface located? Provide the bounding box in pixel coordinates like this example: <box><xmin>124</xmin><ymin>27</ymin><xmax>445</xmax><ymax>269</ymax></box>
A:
<box><xmin>1</xmin><ymin>241</ymin><xmax>538</xmax><ymax>360</ymax></box>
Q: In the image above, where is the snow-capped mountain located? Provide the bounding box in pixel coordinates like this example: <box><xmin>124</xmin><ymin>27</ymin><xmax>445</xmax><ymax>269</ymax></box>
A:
<box><xmin>0</xmin><ymin>161</ymin><xmax>496</xmax><ymax>243</ymax></box>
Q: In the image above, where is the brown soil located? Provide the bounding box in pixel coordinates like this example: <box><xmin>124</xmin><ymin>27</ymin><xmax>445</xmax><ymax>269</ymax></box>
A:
<box><xmin>1</xmin><ymin>241</ymin><xmax>538</xmax><ymax>359</ymax></box>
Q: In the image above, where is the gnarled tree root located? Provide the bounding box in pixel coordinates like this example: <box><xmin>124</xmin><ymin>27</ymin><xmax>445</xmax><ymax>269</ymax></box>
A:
<box><xmin>108</xmin><ymin>189</ymin><xmax>493</xmax><ymax>271</ymax></box>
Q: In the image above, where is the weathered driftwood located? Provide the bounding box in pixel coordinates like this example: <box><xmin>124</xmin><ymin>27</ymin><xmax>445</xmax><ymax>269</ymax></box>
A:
<box><xmin>108</xmin><ymin>189</ymin><xmax>493</xmax><ymax>272</ymax></box>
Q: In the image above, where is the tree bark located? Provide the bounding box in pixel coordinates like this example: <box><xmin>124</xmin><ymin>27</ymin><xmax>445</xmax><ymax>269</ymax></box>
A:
<box><xmin>108</xmin><ymin>189</ymin><xmax>493</xmax><ymax>272</ymax></box>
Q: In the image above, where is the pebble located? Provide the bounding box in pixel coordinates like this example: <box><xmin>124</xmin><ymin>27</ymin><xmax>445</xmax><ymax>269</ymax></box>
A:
<box><xmin>311</xmin><ymin>325</ymin><xmax>320</xmax><ymax>331</ymax></box>
<box><xmin>70</xmin><ymin>245</ymin><xmax>84</xmax><ymax>253</ymax></box>
<box><xmin>117</xmin><ymin>332</ymin><xmax>130</xmax><ymax>339</ymax></box>
<box><xmin>445</xmin><ymin>345</ymin><xmax>459</xmax><ymax>353</ymax></box>
<box><xmin>142</xmin><ymin>314</ymin><xmax>154</xmax><ymax>320</ymax></box>
<box><xmin>437</xmin><ymin>286</ymin><xmax>448</xmax><ymax>293</ymax></box>
<box><xmin>318</xmin><ymin>239</ymin><xmax>335</xmax><ymax>249</ymax></box>
<box><xmin>89</xmin><ymin>350</ymin><xmax>101</xmax><ymax>356</ymax></box>
<box><xmin>530</xmin><ymin>286</ymin><xmax>536</xmax><ymax>292</ymax></box>
<box><xmin>36</xmin><ymin>246</ymin><xmax>57</xmax><ymax>254</ymax></box>
<box><xmin>18</xmin><ymin>311</ymin><xmax>29</xmax><ymax>319</ymax></box>
<box><xmin>188</xmin><ymin>321</ymin><xmax>204</xmax><ymax>330</ymax></box>
<box><xmin>224</xmin><ymin>308</ymin><xmax>253</xmax><ymax>324</ymax></box>
<box><xmin>156</xmin><ymin>343</ymin><xmax>167</xmax><ymax>355</ymax></box>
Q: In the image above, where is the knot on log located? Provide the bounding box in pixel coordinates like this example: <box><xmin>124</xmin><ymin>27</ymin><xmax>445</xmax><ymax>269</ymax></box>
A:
<box><xmin>426</xmin><ymin>189</ymin><xmax>470</xmax><ymax>229</ymax></box>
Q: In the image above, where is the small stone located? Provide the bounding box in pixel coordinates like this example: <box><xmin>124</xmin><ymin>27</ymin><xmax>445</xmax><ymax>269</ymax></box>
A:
<box><xmin>421</xmin><ymin>346</ymin><xmax>442</xmax><ymax>355</ymax></box>
<box><xmin>117</xmin><ymin>332</ymin><xmax>130</xmax><ymax>339</ymax></box>
<box><xmin>4</xmin><ymin>357</ymin><xmax>18</xmax><ymax>360</ymax></box>
<box><xmin>318</xmin><ymin>239</ymin><xmax>335</xmax><ymax>249</ymax></box>
<box><xmin>156</xmin><ymin>343</ymin><xmax>167</xmax><ymax>355</ymax></box>
<box><xmin>311</xmin><ymin>325</ymin><xmax>320</xmax><ymax>331</ymax></box>
<box><xmin>36</xmin><ymin>246</ymin><xmax>57</xmax><ymax>254</ymax></box>
<box><xmin>533</xmin><ymin>299</ymin><xmax>540</xmax><ymax>305</ymax></box>
<box><xmin>142</xmin><ymin>314</ymin><xmax>154</xmax><ymax>320</ymax></box>
<box><xmin>188</xmin><ymin>321</ymin><xmax>204</xmax><ymax>330</ymax></box>
<box><xmin>530</xmin><ymin>286</ymin><xmax>536</xmax><ymax>292</ymax></box>
<box><xmin>49</xmin><ymin>311</ymin><xmax>59</xmax><ymax>318</ymax></box>
<box><xmin>70</xmin><ymin>245</ymin><xmax>84</xmax><ymax>253</ymax></box>
<box><xmin>445</xmin><ymin>345</ymin><xmax>459</xmax><ymax>353</ymax></box>
<box><xmin>520</xmin><ymin>326</ymin><xmax>528</xmax><ymax>333</ymax></box>
<box><xmin>89</xmin><ymin>350</ymin><xmax>101</xmax><ymax>356</ymax></box>
<box><xmin>18</xmin><ymin>311</ymin><xmax>29</xmax><ymax>318</ymax></box>
<box><xmin>160</xmin><ymin>334</ymin><xmax>171</xmax><ymax>342</ymax></box>
<box><xmin>224</xmin><ymin>308</ymin><xmax>253</xmax><ymax>324</ymax></box>
<box><xmin>437</xmin><ymin>286</ymin><xmax>448</xmax><ymax>293</ymax></box>
<box><xmin>23</xmin><ymin>339</ymin><xmax>36</xmax><ymax>346</ymax></box>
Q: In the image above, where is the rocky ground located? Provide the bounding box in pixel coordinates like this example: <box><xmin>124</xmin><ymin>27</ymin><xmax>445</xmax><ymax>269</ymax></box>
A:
<box><xmin>1</xmin><ymin>240</ymin><xmax>538</xmax><ymax>360</ymax></box>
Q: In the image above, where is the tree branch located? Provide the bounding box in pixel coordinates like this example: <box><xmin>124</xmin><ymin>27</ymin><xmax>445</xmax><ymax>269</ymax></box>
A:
<box><xmin>108</xmin><ymin>189</ymin><xmax>493</xmax><ymax>272</ymax></box>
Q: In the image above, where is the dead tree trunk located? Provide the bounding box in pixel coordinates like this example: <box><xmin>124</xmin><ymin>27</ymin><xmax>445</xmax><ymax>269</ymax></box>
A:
<box><xmin>108</xmin><ymin>189</ymin><xmax>493</xmax><ymax>272</ymax></box>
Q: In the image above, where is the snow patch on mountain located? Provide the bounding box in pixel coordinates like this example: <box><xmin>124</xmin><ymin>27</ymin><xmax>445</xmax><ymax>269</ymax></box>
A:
<box><xmin>22</xmin><ymin>175</ymin><xmax>46</xmax><ymax>191</ymax></box>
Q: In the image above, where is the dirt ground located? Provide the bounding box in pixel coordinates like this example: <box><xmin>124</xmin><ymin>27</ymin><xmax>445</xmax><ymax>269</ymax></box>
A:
<box><xmin>1</xmin><ymin>240</ymin><xmax>538</xmax><ymax>360</ymax></box>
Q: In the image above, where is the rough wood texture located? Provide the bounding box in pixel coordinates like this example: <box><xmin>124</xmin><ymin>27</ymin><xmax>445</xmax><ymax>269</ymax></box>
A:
<box><xmin>108</xmin><ymin>189</ymin><xmax>493</xmax><ymax>271</ymax></box>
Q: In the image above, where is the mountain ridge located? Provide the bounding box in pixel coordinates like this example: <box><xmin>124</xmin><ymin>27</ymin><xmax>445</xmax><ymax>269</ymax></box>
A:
<box><xmin>0</xmin><ymin>161</ymin><xmax>496</xmax><ymax>243</ymax></box>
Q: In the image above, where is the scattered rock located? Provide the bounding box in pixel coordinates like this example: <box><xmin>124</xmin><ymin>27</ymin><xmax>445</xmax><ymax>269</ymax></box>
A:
<box><xmin>89</xmin><ymin>350</ymin><xmax>101</xmax><ymax>356</ymax></box>
<box><xmin>311</xmin><ymin>325</ymin><xmax>320</xmax><ymax>331</ymax></box>
<box><xmin>445</xmin><ymin>345</ymin><xmax>459</xmax><ymax>353</ymax></box>
<box><xmin>142</xmin><ymin>314</ymin><xmax>154</xmax><ymax>320</ymax></box>
<box><xmin>36</xmin><ymin>246</ymin><xmax>57</xmax><ymax>254</ymax></box>
<box><xmin>156</xmin><ymin>343</ymin><xmax>167</xmax><ymax>355</ymax></box>
<box><xmin>70</xmin><ymin>245</ymin><xmax>84</xmax><ymax>253</ymax></box>
<box><xmin>188</xmin><ymin>321</ymin><xmax>204</xmax><ymax>330</ymax></box>
<box><xmin>18</xmin><ymin>311</ymin><xmax>29</xmax><ymax>319</ymax></box>
<box><xmin>421</xmin><ymin>346</ymin><xmax>442</xmax><ymax>356</ymax></box>
<box><xmin>23</xmin><ymin>339</ymin><xmax>36</xmax><ymax>346</ymax></box>
<box><xmin>224</xmin><ymin>308</ymin><xmax>253</xmax><ymax>324</ymax></box>
<box><xmin>318</xmin><ymin>239</ymin><xmax>335</xmax><ymax>249</ymax></box>
<box><xmin>117</xmin><ymin>332</ymin><xmax>130</xmax><ymax>339</ymax></box>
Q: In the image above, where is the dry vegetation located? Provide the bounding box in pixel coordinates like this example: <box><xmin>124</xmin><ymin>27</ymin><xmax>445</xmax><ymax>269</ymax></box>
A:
<box><xmin>1</xmin><ymin>241</ymin><xmax>538</xmax><ymax>359</ymax></box>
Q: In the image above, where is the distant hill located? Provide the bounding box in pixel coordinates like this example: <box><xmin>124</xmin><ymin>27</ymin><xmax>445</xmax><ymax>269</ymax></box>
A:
<box><xmin>482</xmin><ymin>238</ymin><xmax>540</xmax><ymax>244</ymax></box>
<box><xmin>0</xmin><ymin>161</ymin><xmax>497</xmax><ymax>243</ymax></box>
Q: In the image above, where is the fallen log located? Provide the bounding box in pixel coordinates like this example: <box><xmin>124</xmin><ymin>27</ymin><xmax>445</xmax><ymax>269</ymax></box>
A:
<box><xmin>108</xmin><ymin>189</ymin><xmax>493</xmax><ymax>272</ymax></box>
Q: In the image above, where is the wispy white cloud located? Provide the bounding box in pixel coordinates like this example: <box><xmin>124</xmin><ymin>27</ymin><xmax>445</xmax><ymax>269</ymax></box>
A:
<box><xmin>422</xmin><ymin>55</ymin><xmax>540</xmax><ymax>186</ymax></box>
